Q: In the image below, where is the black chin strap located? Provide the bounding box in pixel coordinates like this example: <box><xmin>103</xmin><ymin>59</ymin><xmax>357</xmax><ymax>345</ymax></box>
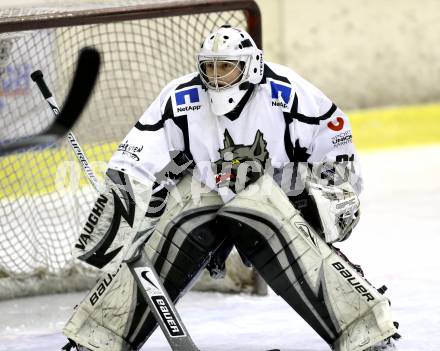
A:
<box><xmin>224</xmin><ymin>83</ymin><xmax>256</xmax><ymax>121</ymax></box>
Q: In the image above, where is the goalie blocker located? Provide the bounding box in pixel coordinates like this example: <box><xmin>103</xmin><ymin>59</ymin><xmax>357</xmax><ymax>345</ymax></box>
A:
<box><xmin>217</xmin><ymin>175</ymin><xmax>398</xmax><ymax>351</ymax></box>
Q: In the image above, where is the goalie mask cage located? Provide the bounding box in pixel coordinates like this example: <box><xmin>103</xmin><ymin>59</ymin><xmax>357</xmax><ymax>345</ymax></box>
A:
<box><xmin>0</xmin><ymin>0</ymin><xmax>265</xmax><ymax>299</ymax></box>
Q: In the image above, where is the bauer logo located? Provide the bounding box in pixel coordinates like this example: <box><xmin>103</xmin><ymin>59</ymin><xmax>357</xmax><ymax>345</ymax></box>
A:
<box><xmin>89</xmin><ymin>267</ymin><xmax>120</xmax><ymax>306</ymax></box>
<box><xmin>151</xmin><ymin>296</ymin><xmax>186</xmax><ymax>337</ymax></box>
<box><xmin>269</xmin><ymin>80</ymin><xmax>292</xmax><ymax>110</ymax></box>
<box><xmin>332</xmin><ymin>261</ymin><xmax>375</xmax><ymax>302</ymax></box>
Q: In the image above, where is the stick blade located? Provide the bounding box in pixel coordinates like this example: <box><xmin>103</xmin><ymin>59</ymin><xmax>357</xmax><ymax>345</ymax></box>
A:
<box><xmin>47</xmin><ymin>47</ymin><xmax>101</xmax><ymax>133</ymax></box>
<box><xmin>0</xmin><ymin>47</ymin><xmax>101</xmax><ymax>156</ymax></box>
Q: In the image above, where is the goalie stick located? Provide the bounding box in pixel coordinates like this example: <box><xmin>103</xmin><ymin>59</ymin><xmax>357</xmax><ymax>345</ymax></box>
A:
<box><xmin>31</xmin><ymin>69</ymin><xmax>200</xmax><ymax>351</ymax></box>
<box><xmin>0</xmin><ymin>48</ymin><xmax>100</xmax><ymax>156</ymax></box>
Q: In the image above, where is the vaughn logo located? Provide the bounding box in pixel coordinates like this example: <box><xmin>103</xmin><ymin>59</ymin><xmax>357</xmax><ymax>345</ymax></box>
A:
<box><xmin>151</xmin><ymin>295</ymin><xmax>185</xmax><ymax>337</ymax></box>
<box><xmin>118</xmin><ymin>142</ymin><xmax>144</xmax><ymax>161</ymax></box>
<box><xmin>75</xmin><ymin>194</ymin><xmax>108</xmax><ymax>250</ymax></box>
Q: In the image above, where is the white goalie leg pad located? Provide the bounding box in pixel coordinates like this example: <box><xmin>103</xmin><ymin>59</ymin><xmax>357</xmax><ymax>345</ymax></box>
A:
<box><xmin>63</xmin><ymin>265</ymin><xmax>134</xmax><ymax>351</ymax></box>
<box><xmin>141</xmin><ymin>173</ymin><xmax>225</xmax><ymax>286</ymax></box>
<box><xmin>72</xmin><ymin>168</ymin><xmax>154</xmax><ymax>273</ymax></box>
<box><xmin>218</xmin><ymin>175</ymin><xmax>397</xmax><ymax>351</ymax></box>
<box><xmin>64</xmin><ymin>174</ymin><xmax>225</xmax><ymax>351</ymax></box>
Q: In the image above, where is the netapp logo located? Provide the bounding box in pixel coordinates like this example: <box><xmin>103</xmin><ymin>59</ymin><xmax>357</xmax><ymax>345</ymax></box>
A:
<box><xmin>270</xmin><ymin>80</ymin><xmax>291</xmax><ymax>109</ymax></box>
<box><xmin>175</xmin><ymin>87</ymin><xmax>199</xmax><ymax>105</ymax></box>
<box><xmin>151</xmin><ymin>295</ymin><xmax>185</xmax><ymax>337</ymax></box>
<box><xmin>271</xmin><ymin>101</ymin><xmax>288</xmax><ymax>108</ymax></box>
<box><xmin>175</xmin><ymin>87</ymin><xmax>201</xmax><ymax>113</ymax></box>
<box><xmin>177</xmin><ymin>105</ymin><xmax>201</xmax><ymax>112</ymax></box>
<box><xmin>332</xmin><ymin>261</ymin><xmax>375</xmax><ymax>302</ymax></box>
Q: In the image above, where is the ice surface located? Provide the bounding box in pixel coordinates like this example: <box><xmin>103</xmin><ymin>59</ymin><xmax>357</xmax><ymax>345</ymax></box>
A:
<box><xmin>1</xmin><ymin>146</ymin><xmax>439</xmax><ymax>351</ymax></box>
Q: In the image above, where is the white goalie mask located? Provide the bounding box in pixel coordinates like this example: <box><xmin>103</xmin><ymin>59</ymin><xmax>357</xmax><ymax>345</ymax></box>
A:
<box><xmin>197</xmin><ymin>25</ymin><xmax>264</xmax><ymax>115</ymax></box>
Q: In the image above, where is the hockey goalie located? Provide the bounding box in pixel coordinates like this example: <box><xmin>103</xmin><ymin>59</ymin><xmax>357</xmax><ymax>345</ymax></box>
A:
<box><xmin>62</xmin><ymin>26</ymin><xmax>400</xmax><ymax>351</ymax></box>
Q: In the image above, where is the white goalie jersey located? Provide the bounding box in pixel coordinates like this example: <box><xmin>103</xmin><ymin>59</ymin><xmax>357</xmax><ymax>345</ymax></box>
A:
<box><xmin>108</xmin><ymin>62</ymin><xmax>363</xmax><ymax>201</ymax></box>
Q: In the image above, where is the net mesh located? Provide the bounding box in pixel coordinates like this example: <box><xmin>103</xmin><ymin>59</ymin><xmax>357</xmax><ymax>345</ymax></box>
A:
<box><xmin>0</xmin><ymin>0</ymin><xmax>263</xmax><ymax>299</ymax></box>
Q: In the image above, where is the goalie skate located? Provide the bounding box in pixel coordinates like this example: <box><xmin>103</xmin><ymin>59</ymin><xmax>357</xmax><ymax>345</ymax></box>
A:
<box><xmin>61</xmin><ymin>338</ymin><xmax>90</xmax><ymax>351</ymax></box>
<box><xmin>365</xmin><ymin>336</ymin><xmax>398</xmax><ymax>350</ymax></box>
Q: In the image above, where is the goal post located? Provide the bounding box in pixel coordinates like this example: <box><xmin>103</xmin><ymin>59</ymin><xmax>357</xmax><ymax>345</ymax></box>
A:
<box><xmin>0</xmin><ymin>0</ymin><xmax>266</xmax><ymax>299</ymax></box>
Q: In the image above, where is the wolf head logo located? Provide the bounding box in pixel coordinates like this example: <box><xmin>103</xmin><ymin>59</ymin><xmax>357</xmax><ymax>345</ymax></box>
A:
<box><xmin>215</xmin><ymin>129</ymin><xmax>269</xmax><ymax>193</ymax></box>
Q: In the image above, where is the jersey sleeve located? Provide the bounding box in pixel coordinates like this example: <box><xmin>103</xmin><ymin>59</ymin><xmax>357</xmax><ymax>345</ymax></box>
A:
<box><xmin>108</xmin><ymin>88</ymin><xmax>185</xmax><ymax>187</ymax></box>
<box><xmin>282</xmin><ymin>66</ymin><xmax>363</xmax><ymax>194</ymax></box>
<box><xmin>307</xmin><ymin>96</ymin><xmax>363</xmax><ymax>194</ymax></box>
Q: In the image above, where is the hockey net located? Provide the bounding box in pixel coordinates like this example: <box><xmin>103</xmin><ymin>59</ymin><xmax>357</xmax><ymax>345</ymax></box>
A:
<box><xmin>0</xmin><ymin>0</ymin><xmax>265</xmax><ymax>299</ymax></box>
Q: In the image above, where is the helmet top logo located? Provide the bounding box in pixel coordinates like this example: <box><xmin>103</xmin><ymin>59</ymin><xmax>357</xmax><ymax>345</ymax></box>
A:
<box><xmin>212</xmin><ymin>34</ymin><xmax>222</xmax><ymax>52</ymax></box>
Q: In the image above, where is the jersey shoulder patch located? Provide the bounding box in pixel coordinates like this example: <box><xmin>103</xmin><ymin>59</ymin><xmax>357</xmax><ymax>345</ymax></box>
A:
<box><xmin>167</xmin><ymin>73</ymin><xmax>205</xmax><ymax>117</ymax></box>
<box><xmin>261</xmin><ymin>63</ymin><xmax>294</xmax><ymax>113</ymax></box>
